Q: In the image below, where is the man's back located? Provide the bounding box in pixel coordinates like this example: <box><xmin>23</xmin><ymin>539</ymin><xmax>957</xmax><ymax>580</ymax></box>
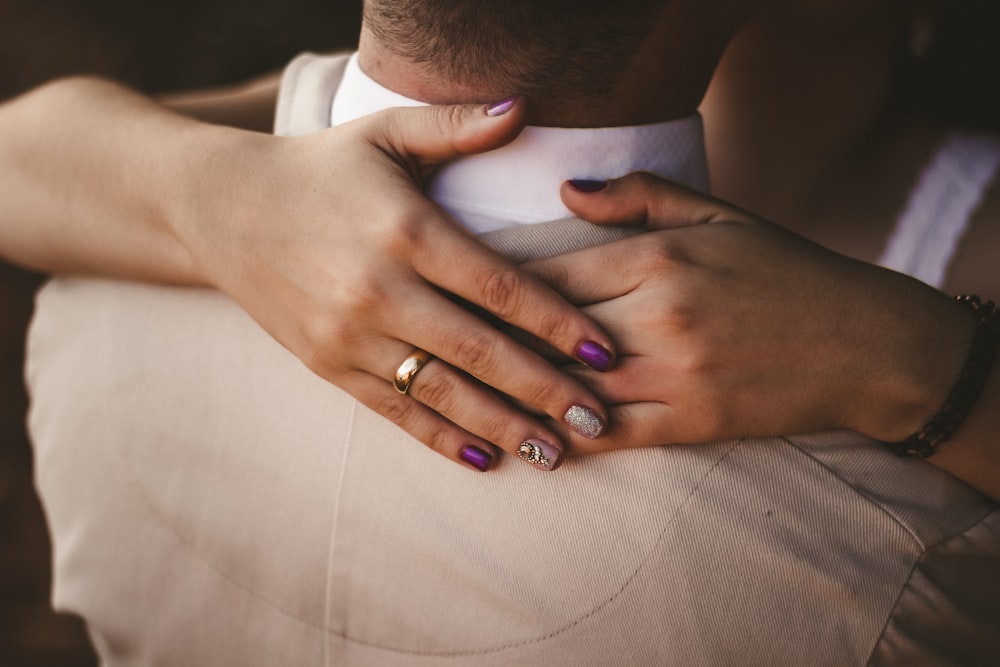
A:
<box><xmin>27</xmin><ymin>53</ymin><xmax>1000</xmax><ymax>665</ymax></box>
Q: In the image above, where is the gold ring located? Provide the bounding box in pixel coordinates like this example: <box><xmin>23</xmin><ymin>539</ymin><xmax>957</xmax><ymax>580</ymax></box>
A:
<box><xmin>393</xmin><ymin>349</ymin><xmax>432</xmax><ymax>395</ymax></box>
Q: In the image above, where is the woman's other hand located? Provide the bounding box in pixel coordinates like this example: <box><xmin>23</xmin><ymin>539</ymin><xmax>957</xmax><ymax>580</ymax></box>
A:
<box><xmin>525</xmin><ymin>173</ymin><xmax>975</xmax><ymax>456</ymax></box>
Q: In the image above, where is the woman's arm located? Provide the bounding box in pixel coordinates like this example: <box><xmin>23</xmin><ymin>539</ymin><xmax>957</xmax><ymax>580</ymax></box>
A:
<box><xmin>0</xmin><ymin>78</ymin><xmax>203</xmax><ymax>281</ymax></box>
<box><xmin>525</xmin><ymin>173</ymin><xmax>1000</xmax><ymax>501</ymax></box>
<box><xmin>0</xmin><ymin>77</ymin><xmax>618</xmax><ymax>472</ymax></box>
<box><xmin>158</xmin><ymin>72</ymin><xmax>281</xmax><ymax>133</ymax></box>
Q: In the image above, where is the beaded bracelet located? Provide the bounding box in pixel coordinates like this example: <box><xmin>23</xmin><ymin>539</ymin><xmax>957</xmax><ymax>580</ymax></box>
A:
<box><xmin>888</xmin><ymin>295</ymin><xmax>1000</xmax><ymax>458</ymax></box>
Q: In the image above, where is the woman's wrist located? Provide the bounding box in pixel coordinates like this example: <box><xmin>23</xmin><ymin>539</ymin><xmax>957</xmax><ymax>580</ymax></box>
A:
<box><xmin>848</xmin><ymin>278</ymin><xmax>977</xmax><ymax>443</ymax></box>
<box><xmin>165</xmin><ymin>120</ymin><xmax>276</xmax><ymax>288</ymax></box>
<box><xmin>1</xmin><ymin>77</ymin><xmax>198</xmax><ymax>279</ymax></box>
<box><xmin>889</xmin><ymin>296</ymin><xmax>1000</xmax><ymax>456</ymax></box>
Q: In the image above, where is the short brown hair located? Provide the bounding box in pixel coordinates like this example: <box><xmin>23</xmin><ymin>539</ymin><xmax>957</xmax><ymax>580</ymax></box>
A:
<box><xmin>364</xmin><ymin>0</ymin><xmax>666</xmax><ymax>103</ymax></box>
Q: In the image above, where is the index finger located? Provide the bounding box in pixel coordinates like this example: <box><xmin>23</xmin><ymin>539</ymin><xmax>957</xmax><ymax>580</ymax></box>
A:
<box><xmin>411</xmin><ymin>212</ymin><xmax>618</xmax><ymax>372</ymax></box>
<box><xmin>362</xmin><ymin>99</ymin><xmax>615</xmax><ymax>369</ymax></box>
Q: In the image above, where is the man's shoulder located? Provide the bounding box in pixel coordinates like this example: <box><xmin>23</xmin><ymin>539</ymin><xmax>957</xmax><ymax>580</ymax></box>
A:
<box><xmin>273</xmin><ymin>51</ymin><xmax>353</xmax><ymax>137</ymax></box>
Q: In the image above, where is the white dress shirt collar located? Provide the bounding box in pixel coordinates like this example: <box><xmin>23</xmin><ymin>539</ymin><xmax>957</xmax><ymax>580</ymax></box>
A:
<box><xmin>332</xmin><ymin>53</ymin><xmax>709</xmax><ymax>233</ymax></box>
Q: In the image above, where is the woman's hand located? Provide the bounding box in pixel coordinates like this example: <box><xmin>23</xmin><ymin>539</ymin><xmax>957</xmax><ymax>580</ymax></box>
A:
<box><xmin>173</xmin><ymin>99</ymin><xmax>615</xmax><ymax>472</ymax></box>
<box><xmin>1</xmin><ymin>79</ymin><xmax>614</xmax><ymax>472</ymax></box>
<box><xmin>524</xmin><ymin>173</ymin><xmax>976</xmax><ymax>455</ymax></box>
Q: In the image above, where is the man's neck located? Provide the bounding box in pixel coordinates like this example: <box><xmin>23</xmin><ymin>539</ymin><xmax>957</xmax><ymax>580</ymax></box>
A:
<box><xmin>356</xmin><ymin>5</ymin><xmax>735</xmax><ymax>128</ymax></box>
<box><xmin>330</xmin><ymin>53</ymin><xmax>711</xmax><ymax>234</ymax></box>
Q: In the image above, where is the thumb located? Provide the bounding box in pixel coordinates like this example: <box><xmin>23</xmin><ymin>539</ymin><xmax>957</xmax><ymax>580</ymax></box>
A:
<box><xmin>367</xmin><ymin>96</ymin><xmax>527</xmax><ymax>167</ymax></box>
<box><xmin>559</xmin><ymin>171</ymin><xmax>731</xmax><ymax>230</ymax></box>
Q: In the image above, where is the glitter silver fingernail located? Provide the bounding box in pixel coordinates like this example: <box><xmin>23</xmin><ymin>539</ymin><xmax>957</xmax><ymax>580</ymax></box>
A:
<box><xmin>563</xmin><ymin>405</ymin><xmax>605</xmax><ymax>440</ymax></box>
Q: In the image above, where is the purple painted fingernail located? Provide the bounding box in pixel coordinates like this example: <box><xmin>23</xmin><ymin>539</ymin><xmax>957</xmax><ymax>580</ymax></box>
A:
<box><xmin>577</xmin><ymin>341</ymin><xmax>612</xmax><ymax>372</ymax></box>
<box><xmin>568</xmin><ymin>179</ymin><xmax>608</xmax><ymax>193</ymax></box>
<box><xmin>460</xmin><ymin>445</ymin><xmax>493</xmax><ymax>472</ymax></box>
<box><xmin>486</xmin><ymin>96</ymin><xmax>517</xmax><ymax>117</ymax></box>
<box><xmin>564</xmin><ymin>405</ymin><xmax>606</xmax><ymax>440</ymax></box>
<box><xmin>517</xmin><ymin>439</ymin><xmax>563</xmax><ymax>471</ymax></box>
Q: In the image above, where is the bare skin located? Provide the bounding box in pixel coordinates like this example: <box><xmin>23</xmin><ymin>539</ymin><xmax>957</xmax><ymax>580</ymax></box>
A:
<box><xmin>701</xmin><ymin>1</ymin><xmax>1000</xmax><ymax>495</ymax></box>
<box><xmin>356</xmin><ymin>0</ymin><xmax>746</xmax><ymax>127</ymax></box>
<box><xmin>513</xmin><ymin>0</ymin><xmax>1000</xmax><ymax>498</ymax></box>
<box><xmin>0</xmin><ymin>80</ymin><xmax>621</xmax><ymax>472</ymax></box>
<box><xmin>1</xmin><ymin>2</ymin><xmax>998</xmax><ymax>497</ymax></box>
<box><xmin>0</xmin><ymin>1</ymin><xmax>749</xmax><ymax>473</ymax></box>
<box><xmin>528</xmin><ymin>175</ymin><xmax>999</xmax><ymax>501</ymax></box>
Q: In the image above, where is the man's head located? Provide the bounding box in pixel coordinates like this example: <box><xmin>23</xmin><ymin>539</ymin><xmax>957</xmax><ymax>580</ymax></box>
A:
<box><xmin>360</xmin><ymin>0</ymin><xmax>754</xmax><ymax>126</ymax></box>
<box><xmin>364</xmin><ymin>0</ymin><xmax>664</xmax><ymax>102</ymax></box>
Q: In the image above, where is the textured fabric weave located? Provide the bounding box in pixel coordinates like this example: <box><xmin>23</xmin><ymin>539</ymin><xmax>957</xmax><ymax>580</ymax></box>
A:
<box><xmin>28</xmin><ymin>52</ymin><xmax>1000</xmax><ymax>667</ymax></box>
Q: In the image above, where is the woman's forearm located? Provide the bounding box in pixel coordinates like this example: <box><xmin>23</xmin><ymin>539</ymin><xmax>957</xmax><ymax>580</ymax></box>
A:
<box><xmin>159</xmin><ymin>72</ymin><xmax>280</xmax><ymax>133</ymax></box>
<box><xmin>859</xmin><ymin>285</ymin><xmax>1000</xmax><ymax>501</ymax></box>
<box><xmin>0</xmin><ymin>76</ymin><xmax>223</xmax><ymax>283</ymax></box>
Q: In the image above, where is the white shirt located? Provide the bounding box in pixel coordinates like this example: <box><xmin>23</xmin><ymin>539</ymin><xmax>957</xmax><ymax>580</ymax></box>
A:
<box><xmin>331</xmin><ymin>53</ymin><xmax>709</xmax><ymax>233</ymax></box>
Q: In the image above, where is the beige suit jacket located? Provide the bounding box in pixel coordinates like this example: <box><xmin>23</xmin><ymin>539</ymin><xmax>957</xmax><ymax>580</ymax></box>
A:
<box><xmin>27</xmin><ymin>53</ymin><xmax>1000</xmax><ymax>666</ymax></box>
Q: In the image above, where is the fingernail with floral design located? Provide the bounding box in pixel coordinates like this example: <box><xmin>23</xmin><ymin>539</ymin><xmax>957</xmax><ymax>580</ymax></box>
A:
<box><xmin>517</xmin><ymin>439</ymin><xmax>563</xmax><ymax>471</ymax></box>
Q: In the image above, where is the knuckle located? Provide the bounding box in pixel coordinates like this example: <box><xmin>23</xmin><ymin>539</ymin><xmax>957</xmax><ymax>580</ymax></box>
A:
<box><xmin>379</xmin><ymin>209</ymin><xmax>426</xmax><ymax>257</ymax></box>
<box><xmin>299</xmin><ymin>314</ymin><xmax>353</xmax><ymax>371</ymax></box>
<box><xmin>439</xmin><ymin>104</ymin><xmax>467</xmax><ymax>138</ymax></box>
<box><xmin>672</xmin><ymin>339</ymin><xmax>713</xmax><ymax>377</ymax></box>
<box><xmin>475</xmin><ymin>267</ymin><xmax>527</xmax><ymax>319</ymax></box>
<box><xmin>686</xmin><ymin>337</ymin><xmax>719</xmax><ymax>374</ymax></box>
<box><xmin>373</xmin><ymin>381</ymin><xmax>459</xmax><ymax>458</ymax></box>
<box><xmin>301</xmin><ymin>348</ymin><xmax>334</xmax><ymax>380</ymax></box>
<box><xmin>373</xmin><ymin>392</ymin><xmax>413</xmax><ymax>428</ymax></box>
<box><xmin>635</xmin><ymin>239</ymin><xmax>672</xmax><ymax>275</ymax></box>
<box><xmin>427</xmin><ymin>104</ymin><xmax>473</xmax><ymax>153</ymax></box>
<box><xmin>521</xmin><ymin>376</ymin><xmax>565</xmax><ymax>413</ymax></box>
<box><xmin>422</xmin><ymin>423</ymin><xmax>453</xmax><ymax>456</ymax></box>
<box><xmin>649</xmin><ymin>236</ymin><xmax>689</xmax><ymax>269</ymax></box>
<box><xmin>301</xmin><ymin>341</ymin><xmax>336</xmax><ymax>378</ymax></box>
<box><xmin>644</xmin><ymin>296</ymin><xmax>698</xmax><ymax>337</ymax></box>
<box><xmin>414</xmin><ymin>366</ymin><xmax>457</xmax><ymax>414</ymax></box>
<box><xmin>476</xmin><ymin>409</ymin><xmax>516</xmax><ymax>447</ymax></box>
<box><xmin>535</xmin><ymin>261</ymin><xmax>571</xmax><ymax>295</ymax></box>
<box><xmin>450</xmin><ymin>329</ymin><xmax>500</xmax><ymax>378</ymax></box>
<box><xmin>305</xmin><ymin>310</ymin><xmax>351</xmax><ymax>346</ymax></box>
<box><xmin>531</xmin><ymin>309</ymin><xmax>576</xmax><ymax>349</ymax></box>
<box><xmin>670</xmin><ymin>302</ymin><xmax>702</xmax><ymax>336</ymax></box>
<box><xmin>335</xmin><ymin>278</ymin><xmax>390</xmax><ymax>321</ymax></box>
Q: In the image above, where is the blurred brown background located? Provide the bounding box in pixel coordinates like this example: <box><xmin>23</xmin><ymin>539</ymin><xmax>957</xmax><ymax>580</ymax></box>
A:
<box><xmin>0</xmin><ymin>2</ymin><xmax>361</xmax><ymax>664</ymax></box>
<box><xmin>1</xmin><ymin>1</ymin><xmax>999</xmax><ymax>665</ymax></box>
